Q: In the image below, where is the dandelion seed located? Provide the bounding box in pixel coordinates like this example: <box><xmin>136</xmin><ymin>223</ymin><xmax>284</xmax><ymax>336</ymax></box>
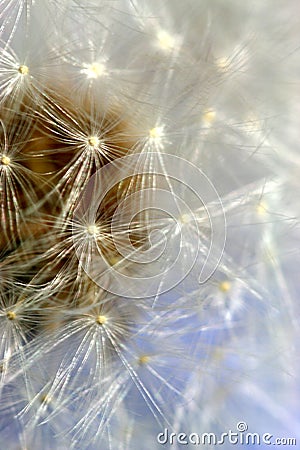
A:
<box><xmin>256</xmin><ymin>201</ymin><xmax>267</xmax><ymax>215</ymax></box>
<box><xmin>81</xmin><ymin>62</ymin><xmax>107</xmax><ymax>79</ymax></box>
<box><xmin>138</xmin><ymin>354</ymin><xmax>150</xmax><ymax>365</ymax></box>
<box><xmin>1</xmin><ymin>155</ymin><xmax>11</xmax><ymax>166</ymax></box>
<box><xmin>6</xmin><ymin>311</ymin><xmax>16</xmax><ymax>321</ymax></box>
<box><xmin>40</xmin><ymin>393</ymin><xmax>52</xmax><ymax>405</ymax></box>
<box><xmin>0</xmin><ymin>1</ymin><xmax>299</xmax><ymax>448</ymax></box>
<box><xmin>87</xmin><ymin>135</ymin><xmax>99</xmax><ymax>147</ymax></box>
<box><xmin>0</xmin><ymin>45</ymin><xmax>32</xmax><ymax>105</ymax></box>
<box><xmin>202</xmin><ymin>109</ymin><xmax>216</xmax><ymax>126</ymax></box>
<box><xmin>179</xmin><ymin>213</ymin><xmax>191</xmax><ymax>225</ymax></box>
<box><xmin>156</xmin><ymin>30</ymin><xmax>177</xmax><ymax>52</ymax></box>
<box><xmin>145</xmin><ymin>125</ymin><xmax>166</xmax><ymax>152</ymax></box>
<box><xmin>18</xmin><ymin>64</ymin><xmax>29</xmax><ymax>76</ymax></box>
<box><xmin>96</xmin><ymin>315</ymin><xmax>107</xmax><ymax>325</ymax></box>
<box><xmin>86</xmin><ymin>224</ymin><xmax>99</xmax><ymax>237</ymax></box>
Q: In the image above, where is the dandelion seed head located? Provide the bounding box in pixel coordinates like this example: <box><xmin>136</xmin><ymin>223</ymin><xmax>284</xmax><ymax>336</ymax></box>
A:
<box><xmin>149</xmin><ymin>126</ymin><xmax>164</xmax><ymax>139</ymax></box>
<box><xmin>18</xmin><ymin>65</ymin><xmax>29</xmax><ymax>76</ymax></box>
<box><xmin>1</xmin><ymin>155</ymin><xmax>11</xmax><ymax>165</ymax></box>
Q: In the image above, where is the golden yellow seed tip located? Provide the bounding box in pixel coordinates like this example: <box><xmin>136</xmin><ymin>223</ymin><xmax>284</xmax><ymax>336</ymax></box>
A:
<box><xmin>6</xmin><ymin>311</ymin><xmax>16</xmax><ymax>320</ymax></box>
<box><xmin>84</xmin><ymin>62</ymin><xmax>106</xmax><ymax>79</ymax></box>
<box><xmin>219</xmin><ymin>281</ymin><xmax>231</xmax><ymax>293</ymax></box>
<box><xmin>157</xmin><ymin>30</ymin><xmax>175</xmax><ymax>51</ymax></box>
<box><xmin>180</xmin><ymin>213</ymin><xmax>190</xmax><ymax>224</ymax></box>
<box><xmin>18</xmin><ymin>65</ymin><xmax>29</xmax><ymax>75</ymax></box>
<box><xmin>1</xmin><ymin>155</ymin><xmax>11</xmax><ymax>166</ymax></box>
<box><xmin>138</xmin><ymin>355</ymin><xmax>150</xmax><ymax>365</ymax></box>
<box><xmin>88</xmin><ymin>136</ymin><xmax>100</xmax><ymax>148</ymax></box>
<box><xmin>86</xmin><ymin>224</ymin><xmax>99</xmax><ymax>236</ymax></box>
<box><xmin>108</xmin><ymin>255</ymin><xmax>121</xmax><ymax>266</ymax></box>
<box><xmin>96</xmin><ymin>315</ymin><xmax>107</xmax><ymax>325</ymax></box>
<box><xmin>40</xmin><ymin>394</ymin><xmax>52</xmax><ymax>404</ymax></box>
<box><xmin>149</xmin><ymin>126</ymin><xmax>164</xmax><ymax>139</ymax></box>
<box><xmin>256</xmin><ymin>201</ymin><xmax>267</xmax><ymax>215</ymax></box>
<box><xmin>202</xmin><ymin>109</ymin><xmax>216</xmax><ymax>125</ymax></box>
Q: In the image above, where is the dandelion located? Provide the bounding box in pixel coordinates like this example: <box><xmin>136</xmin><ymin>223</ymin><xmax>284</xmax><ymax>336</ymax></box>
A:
<box><xmin>0</xmin><ymin>1</ymin><xmax>299</xmax><ymax>449</ymax></box>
